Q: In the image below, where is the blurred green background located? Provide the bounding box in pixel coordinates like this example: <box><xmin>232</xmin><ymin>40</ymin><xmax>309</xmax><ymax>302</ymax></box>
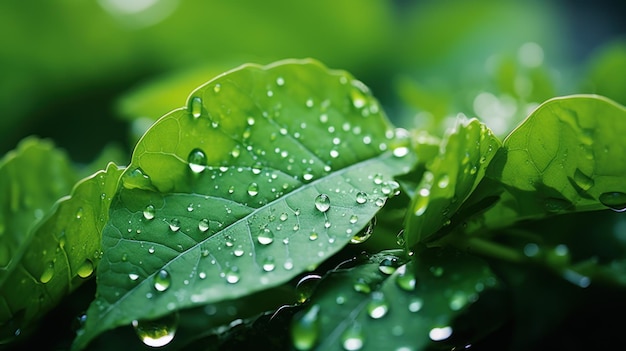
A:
<box><xmin>1</xmin><ymin>0</ymin><xmax>624</xmax><ymax>165</ymax></box>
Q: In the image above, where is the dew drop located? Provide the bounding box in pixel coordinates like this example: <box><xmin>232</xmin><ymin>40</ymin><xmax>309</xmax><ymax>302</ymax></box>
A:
<box><xmin>279</xmin><ymin>212</ymin><xmax>289</xmax><ymax>221</ymax></box>
<box><xmin>355</xmin><ymin>192</ymin><xmax>367</xmax><ymax>204</ymax></box>
<box><xmin>341</xmin><ymin>322</ymin><xmax>364</xmax><ymax>350</ymax></box>
<box><xmin>169</xmin><ymin>219</ymin><xmax>181</xmax><ymax>232</ymax></box>
<box><xmin>40</xmin><ymin>261</ymin><xmax>55</xmax><ymax>283</ymax></box>
<box><xmin>75</xmin><ymin>207</ymin><xmax>84</xmax><ymax>219</ymax></box>
<box><xmin>314</xmin><ymin>194</ymin><xmax>331</xmax><ymax>212</ymax></box>
<box><xmin>132</xmin><ymin>312</ymin><xmax>179</xmax><ymax>348</ymax></box>
<box><xmin>392</xmin><ymin>146</ymin><xmax>409</xmax><ymax>158</ymax></box>
<box><xmin>188</xmin><ymin>148</ymin><xmax>207</xmax><ymax>173</ymax></box>
<box><xmin>309</xmin><ymin>231</ymin><xmax>318</xmax><ymax>241</ymax></box>
<box><xmin>213</xmin><ymin>83</ymin><xmax>221</xmax><ymax>93</ymax></box>
<box><xmin>77</xmin><ymin>259</ymin><xmax>95</xmax><ymax>279</ymax></box>
<box><xmin>429</xmin><ymin>326</ymin><xmax>453</xmax><ymax>341</ymax></box>
<box><xmin>143</xmin><ymin>205</ymin><xmax>155</xmax><ymax>220</ymax></box>
<box><xmin>233</xmin><ymin>245</ymin><xmax>245</xmax><ymax>257</ymax></box>
<box><xmin>367</xmin><ymin>292</ymin><xmax>389</xmax><ymax>319</ymax></box>
<box><xmin>189</xmin><ymin>96</ymin><xmax>203</xmax><ymax>119</ymax></box>
<box><xmin>395</xmin><ymin>268</ymin><xmax>416</xmax><ymax>291</ymax></box>
<box><xmin>257</xmin><ymin>228</ymin><xmax>274</xmax><ymax>245</ymax></box>
<box><xmin>291</xmin><ymin>304</ymin><xmax>320</xmax><ymax>351</ymax></box>
<box><xmin>349</xmin><ymin>215</ymin><xmax>358</xmax><ymax>224</ymax></box>
<box><xmin>262</xmin><ymin>256</ymin><xmax>276</xmax><ymax>272</ymax></box>
<box><xmin>225</xmin><ymin>267</ymin><xmax>240</xmax><ymax>284</ymax></box>
<box><xmin>378</xmin><ymin>256</ymin><xmax>400</xmax><ymax>275</ymax></box>
<box><xmin>296</xmin><ymin>274</ymin><xmax>322</xmax><ymax>303</ymax></box>
<box><xmin>153</xmin><ymin>269</ymin><xmax>171</xmax><ymax>292</ymax></box>
<box><xmin>372</xmin><ymin>173</ymin><xmax>384</xmax><ymax>184</ymax></box>
<box><xmin>599</xmin><ymin>192</ymin><xmax>626</xmax><ymax>212</ymax></box>
<box><xmin>247</xmin><ymin>182</ymin><xmax>259</xmax><ymax>197</ymax></box>
<box><xmin>198</xmin><ymin>218</ymin><xmax>210</xmax><ymax>232</ymax></box>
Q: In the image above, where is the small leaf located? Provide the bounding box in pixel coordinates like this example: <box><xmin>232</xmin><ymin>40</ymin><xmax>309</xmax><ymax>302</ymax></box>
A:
<box><xmin>485</xmin><ymin>95</ymin><xmax>626</xmax><ymax>222</ymax></box>
<box><xmin>405</xmin><ymin>118</ymin><xmax>501</xmax><ymax>248</ymax></box>
<box><xmin>73</xmin><ymin>59</ymin><xmax>415</xmax><ymax>350</ymax></box>
<box><xmin>0</xmin><ymin>162</ymin><xmax>123</xmax><ymax>342</ymax></box>
<box><xmin>291</xmin><ymin>248</ymin><xmax>501</xmax><ymax>351</ymax></box>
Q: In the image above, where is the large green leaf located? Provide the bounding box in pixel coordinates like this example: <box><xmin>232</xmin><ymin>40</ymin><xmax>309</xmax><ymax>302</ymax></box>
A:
<box><xmin>483</xmin><ymin>95</ymin><xmax>626</xmax><ymax>226</ymax></box>
<box><xmin>404</xmin><ymin>118</ymin><xmax>501</xmax><ymax>248</ymax></box>
<box><xmin>290</xmin><ymin>248</ymin><xmax>501</xmax><ymax>351</ymax></box>
<box><xmin>73</xmin><ymin>59</ymin><xmax>415</xmax><ymax>350</ymax></box>
<box><xmin>0</xmin><ymin>161</ymin><xmax>123</xmax><ymax>343</ymax></box>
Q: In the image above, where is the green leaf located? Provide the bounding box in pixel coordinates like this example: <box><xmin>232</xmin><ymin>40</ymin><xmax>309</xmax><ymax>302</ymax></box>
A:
<box><xmin>404</xmin><ymin>118</ymin><xmax>501</xmax><ymax>248</ymax></box>
<box><xmin>73</xmin><ymin>59</ymin><xmax>415</xmax><ymax>350</ymax></box>
<box><xmin>484</xmin><ymin>94</ymin><xmax>626</xmax><ymax>223</ymax></box>
<box><xmin>0</xmin><ymin>162</ymin><xmax>123</xmax><ymax>343</ymax></box>
<box><xmin>290</xmin><ymin>248</ymin><xmax>501</xmax><ymax>351</ymax></box>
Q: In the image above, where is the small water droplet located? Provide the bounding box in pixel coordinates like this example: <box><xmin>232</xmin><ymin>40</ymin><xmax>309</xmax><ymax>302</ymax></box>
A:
<box><xmin>378</xmin><ymin>256</ymin><xmax>400</xmax><ymax>275</ymax></box>
<box><xmin>169</xmin><ymin>219</ymin><xmax>181</xmax><ymax>232</ymax></box>
<box><xmin>296</xmin><ymin>274</ymin><xmax>322</xmax><ymax>303</ymax></box>
<box><xmin>309</xmin><ymin>231</ymin><xmax>318</xmax><ymax>241</ymax></box>
<box><xmin>77</xmin><ymin>259</ymin><xmax>94</xmax><ymax>278</ymax></box>
<box><xmin>395</xmin><ymin>267</ymin><xmax>416</xmax><ymax>291</ymax></box>
<box><xmin>279</xmin><ymin>212</ymin><xmax>288</xmax><ymax>221</ymax></box>
<box><xmin>429</xmin><ymin>326</ymin><xmax>453</xmax><ymax>341</ymax></box>
<box><xmin>314</xmin><ymin>194</ymin><xmax>331</xmax><ymax>212</ymax></box>
<box><xmin>189</xmin><ymin>96</ymin><xmax>203</xmax><ymax>118</ymax></box>
<box><xmin>341</xmin><ymin>322</ymin><xmax>364</xmax><ymax>350</ymax></box>
<box><xmin>188</xmin><ymin>148</ymin><xmax>207</xmax><ymax>173</ymax></box>
<box><xmin>392</xmin><ymin>146</ymin><xmax>409</xmax><ymax>158</ymax></box>
<box><xmin>413</xmin><ymin>188</ymin><xmax>430</xmax><ymax>216</ymax></box>
<box><xmin>330</xmin><ymin>150</ymin><xmax>339</xmax><ymax>158</ymax></box>
<box><xmin>233</xmin><ymin>245</ymin><xmax>244</xmax><ymax>257</ymax></box>
<box><xmin>349</xmin><ymin>215</ymin><xmax>358</xmax><ymax>224</ymax></box>
<box><xmin>225</xmin><ymin>267</ymin><xmax>240</xmax><ymax>284</ymax></box>
<box><xmin>353</xmin><ymin>278</ymin><xmax>371</xmax><ymax>294</ymax></box>
<box><xmin>372</xmin><ymin>173</ymin><xmax>384</xmax><ymax>185</ymax></box>
<box><xmin>262</xmin><ymin>256</ymin><xmax>276</xmax><ymax>272</ymax></box>
<box><xmin>143</xmin><ymin>205</ymin><xmax>155</xmax><ymax>220</ymax></box>
<box><xmin>284</xmin><ymin>258</ymin><xmax>294</xmax><ymax>270</ymax></box>
<box><xmin>599</xmin><ymin>192</ymin><xmax>626</xmax><ymax>212</ymax></box>
<box><xmin>367</xmin><ymin>292</ymin><xmax>389</xmax><ymax>319</ymax></box>
<box><xmin>75</xmin><ymin>207</ymin><xmax>84</xmax><ymax>219</ymax></box>
<box><xmin>40</xmin><ymin>261</ymin><xmax>55</xmax><ymax>283</ymax></box>
<box><xmin>154</xmin><ymin>269</ymin><xmax>171</xmax><ymax>291</ymax></box>
<box><xmin>276</xmin><ymin>76</ymin><xmax>285</xmax><ymax>86</ymax></box>
<box><xmin>408</xmin><ymin>297</ymin><xmax>423</xmax><ymax>312</ymax></box>
<box><xmin>198</xmin><ymin>218</ymin><xmax>210</xmax><ymax>232</ymax></box>
<box><xmin>291</xmin><ymin>304</ymin><xmax>320</xmax><ymax>351</ymax></box>
<box><xmin>258</xmin><ymin>228</ymin><xmax>274</xmax><ymax>245</ymax></box>
<box><xmin>247</xmin><ymin>182</ymin><xmax>259</xmax><ymax>196</ymax></box>
<box><xmin>355</xmin><ymin>192</ymin><xmax>367</xmax><ymax>204</ymax></box>
<box><xmin>437</xmin><ymin>174</ymin><xmax>450</xmax><ymax>189</ymax></box>
<box><xmin>132</xmin><ymin>312</ymin><xmax>179</xmax><ymax>348</ymax></box>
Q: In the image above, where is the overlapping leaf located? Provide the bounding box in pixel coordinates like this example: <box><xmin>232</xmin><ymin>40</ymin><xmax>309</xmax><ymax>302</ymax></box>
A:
<box><xmin>73</xmin><ymin>59</ymin><xmax>416</xmax><ymax>350</ymax></box>
<box><xmin>0</xmin><ymin>159</ymin><xmax>123</xmax><ymax>342</ymax></box>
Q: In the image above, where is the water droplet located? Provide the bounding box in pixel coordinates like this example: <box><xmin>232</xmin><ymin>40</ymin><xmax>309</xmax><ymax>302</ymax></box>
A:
<box><xmin>279</xmin><ymin>212</ymin><xmax>288</xmax><ymax>221</ymax></box>
<box><xmin>372</xmin><ymin>173</ymin><xmax>384</xmax><ymax>185</ymax></box>
<box><xmin>309</xmin><ymin>231</ymin><xmax>318</xmax><ymax>241</ymax></box>
<box><xmin>40</xmin><ymin>261</ymin><xmax>55</xmax><ymax>283</ymax></box>
<box><xmin>258</xmin><ymin>228</ymin><xmax>274</xmax><ymax>245</ymax></box>
<box><xmin>341</xmin><ymin>322</ymin><xmax>364</xmax><ymax>350</ymax></box>
<box><xmin>188</xmin><ymin>148</ymin><xmax>207</xmax><ymax>173</ymax></box>
<box><xmin>169</xmin><ymin>219</ymin><xmax>181</xmax><ymax>232</ymax></box>
<box><xmin>408</xmin><ymin>297</ymin><xmax>423</xmax><ymax>312</ymax></box>
<box><xmin>449</xmin><ymin>291</ymin><xmax>468</xmax><ymax>311</ymax></box>
<box><xmin>154</xmin><ymin>269</ymin><xmax>171</xmax><ymax>291</ymax></box>
<box><xmin>143</xmin><ymin>205</ymin><xmax>155</xmax><ymax>220</ymax></box>
<box><xmin>247</xmin><ymin>182</ymin><xmax>259</xmax><ymax>196</ymax></box>
<box><xmin>314</xmin><ymin>194</ymin><xmax>331</xmax><ymax>212</ymax></box>
<box><xmin>296</xmin><ymin>274</ymin><xmax>322</xmax><ymax>303</ymax></box>
<box><xmin>262</xmin><ymin>256</ymin><xmax>276</xmax><ymax>272</ymax></box>
<box><xmin>573</xmin><ymin>169</ymin><xmax>594</xmax><ymax>191</ymax></box>
<box><xmin>132</xmin><ymin>312</ymin><xmax>179</xmax><ymax>347</ymax></box>
<box><xmin>77</xmin><ymin>259</ymin><xmax>94</xmax><ymax>278</ymax></box>
<box><xmin>198</xmin><ymin>218</ymin><xmax>210</xmax><ymax>232</ymax></box>
<box><xmin>395</xmin><ymin>267</ymin><xmax>416</xmax><ymax>291</ymax></box>
<box><xmin>233</xmin><ymin>245</ymin><xmax>245</xmax><ymax>257</ymax></box>
<box><xmin>599</xmin><ymin>192</ymin><xmax>626</xmax><ymax>212</ymax></box>
<box><xmin>367</xmin><ymin>292</ymin><xmax>389</xmax><ymax>319</ymax></box>
<box><xmin>393</xmin><ymin>146</ymin><xmax>409</xmax><ymax>158</ymax></box>
<box><xmin>189</xmin><ymin>96</ymin><xmax>203</xmax><ymax>118</ymax></box>
<box><xmin>225</xmin><ymin>267</ymin><xmax>240</xmax><ymax>284</ymax></box>
<box><xmin>349</xmin><ymin>215</ymin><xmax>358</xmax><ymax>224</ymax></box>
<box><xmin>429</xmin><ymin>326</ymin><xmax>452</xmax><ymax>341</ymax></box>
<box><xmin>129</xmin><ymin>273</ymin><xmax>140</xmax><ymax>281</ymax></box>
<box><xmin>75</xmin><ymin>207</ymin><xmax>84</xmax><ymax>219</ymax></box>
<box><xmin>353</xmin><ymin>278</ymin><xmax>371</xmax><ymax>294</ymax></box>
<box><xmin>355</xmin><ymin>192</ymin><xmax>367</xmax><ymax>204</ymax></box>
<box><xmin>437</xmin><ymin>174</ymin><xmax>450</xmax><ymax>189</ymax></box>
<box><xmin>284</xmin><ymin>258</ymin><xmax>294</xmax><ymax>270</ymax></box>
<box><xmin>378</xmin><ymin>256</ymin><xmax>400</xmax><ymax>275</ymax></box>
<box><xmin>350</xmin><ymin>226</ymin><xmax>372</xmax><ymax>244</ymax></box>
<box><xmin>291</xmin><ymin>304</ymin><xmax>320</xmax><ymax>351</ymax></box>
<box><xmin>330</xmin><ymin>150</ymin><xmax>339</xmax><ymax>158</ymax></box>
<box><xmin>413</xmin><ymin>188</ymin><xmax>430</xmax><ymax>216</ymax></box>
<box><xmin>276</xmin><ymin>76</ymin><xmax>285</xmax><ymax>86</ymax></box>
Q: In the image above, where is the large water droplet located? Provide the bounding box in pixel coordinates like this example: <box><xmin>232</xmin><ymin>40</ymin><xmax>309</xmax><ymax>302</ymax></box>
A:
<box><xmin>314</xmin><ymin>194</ymin><xmax>331</xmax><ymax>212</ymax></box>
<box><xmin>154</xmin><ymin>269</ymin><xmax>171</xmax><ymax>292</ymax></box>
<box><xmin>573</xmin><ymin>169</ymin><xmax>594</xmax><ymax>191</ymax></box>
<box><xmin>198</xmin><ymin>218</ymin><xmax>210</xmax><ymax>232</ymax></box>
<box><xmin>188</xmin><ymin>148</ymin><xmax>207</xmax><ymax>174</ymax></box>
<box><xmin>247</xmin><ymin>182</ymin><xmax>259</xmax><ymax>196</ymax></box>
<box><xmin>296</xmin><ymin>274</ymin><xmax>322</xmax><ymax>304</ymax></box>
<box><xmin>189</xmin><ymin>96</ymin><xmax>203</xmax><ymax>119</ymax></box>
<box><xmin>599</xmin><ymin>192</ymin><xmax>626</xmax><ymax>212</ymax></box>
<box><xmin>291</xmin><ymin>304</ymin><xmax>320</xmax><ymax>351</ymax></box>
<box><xmin>40</xmin><ymin>261</ymin><xmax>55</xmax><ymax>283</ymax></box>
<box><xmin>367</xmin><ymin>292</ymin><xmax>389</xmax><ymax>319</ymax></box>
<box><xmin>257</xmin><ymin>228</ymin><xmax>274</xmax><ymax>245</ymax></box>
<box><xmin>132</xmin><ymin>312</ymin><xmax>179</xmax><ymax>347</ymax></box>
<box><xmin>169</xmin><ymin>219</ymin><xmax>181</xmax><ymax>232</ymax></box>
<box><xmin>429</xmin><ymin>326</ymin><xmax>453</xmax><ymax>341</ymax></box>
<box><xmin>143</xmin><ymin>205</ymin><xmax>155</xmax><ymax>220</ymax></box>
<box><xmin>355</xmin><ymin>192</ymin><xmax>368</xmax><ymax>204</ymax></box>
<box><xmin>77</xmin><ymin>259</ymin><xmax>95</xmax><ymax>279</ymax></box>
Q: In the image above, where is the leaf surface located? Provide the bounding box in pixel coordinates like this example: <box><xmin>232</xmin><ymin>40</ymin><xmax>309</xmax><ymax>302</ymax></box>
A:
<box><xmin>73</xmin><ymin>59</ymin><xmax>415</xmax><ymax>350</ymax></box>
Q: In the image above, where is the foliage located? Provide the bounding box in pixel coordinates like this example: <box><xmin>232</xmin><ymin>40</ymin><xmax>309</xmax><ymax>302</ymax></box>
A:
<box><xmin>1</xmin><ymin>2</ymin><xmax>626</xmax><ymax>350</ymax></box>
